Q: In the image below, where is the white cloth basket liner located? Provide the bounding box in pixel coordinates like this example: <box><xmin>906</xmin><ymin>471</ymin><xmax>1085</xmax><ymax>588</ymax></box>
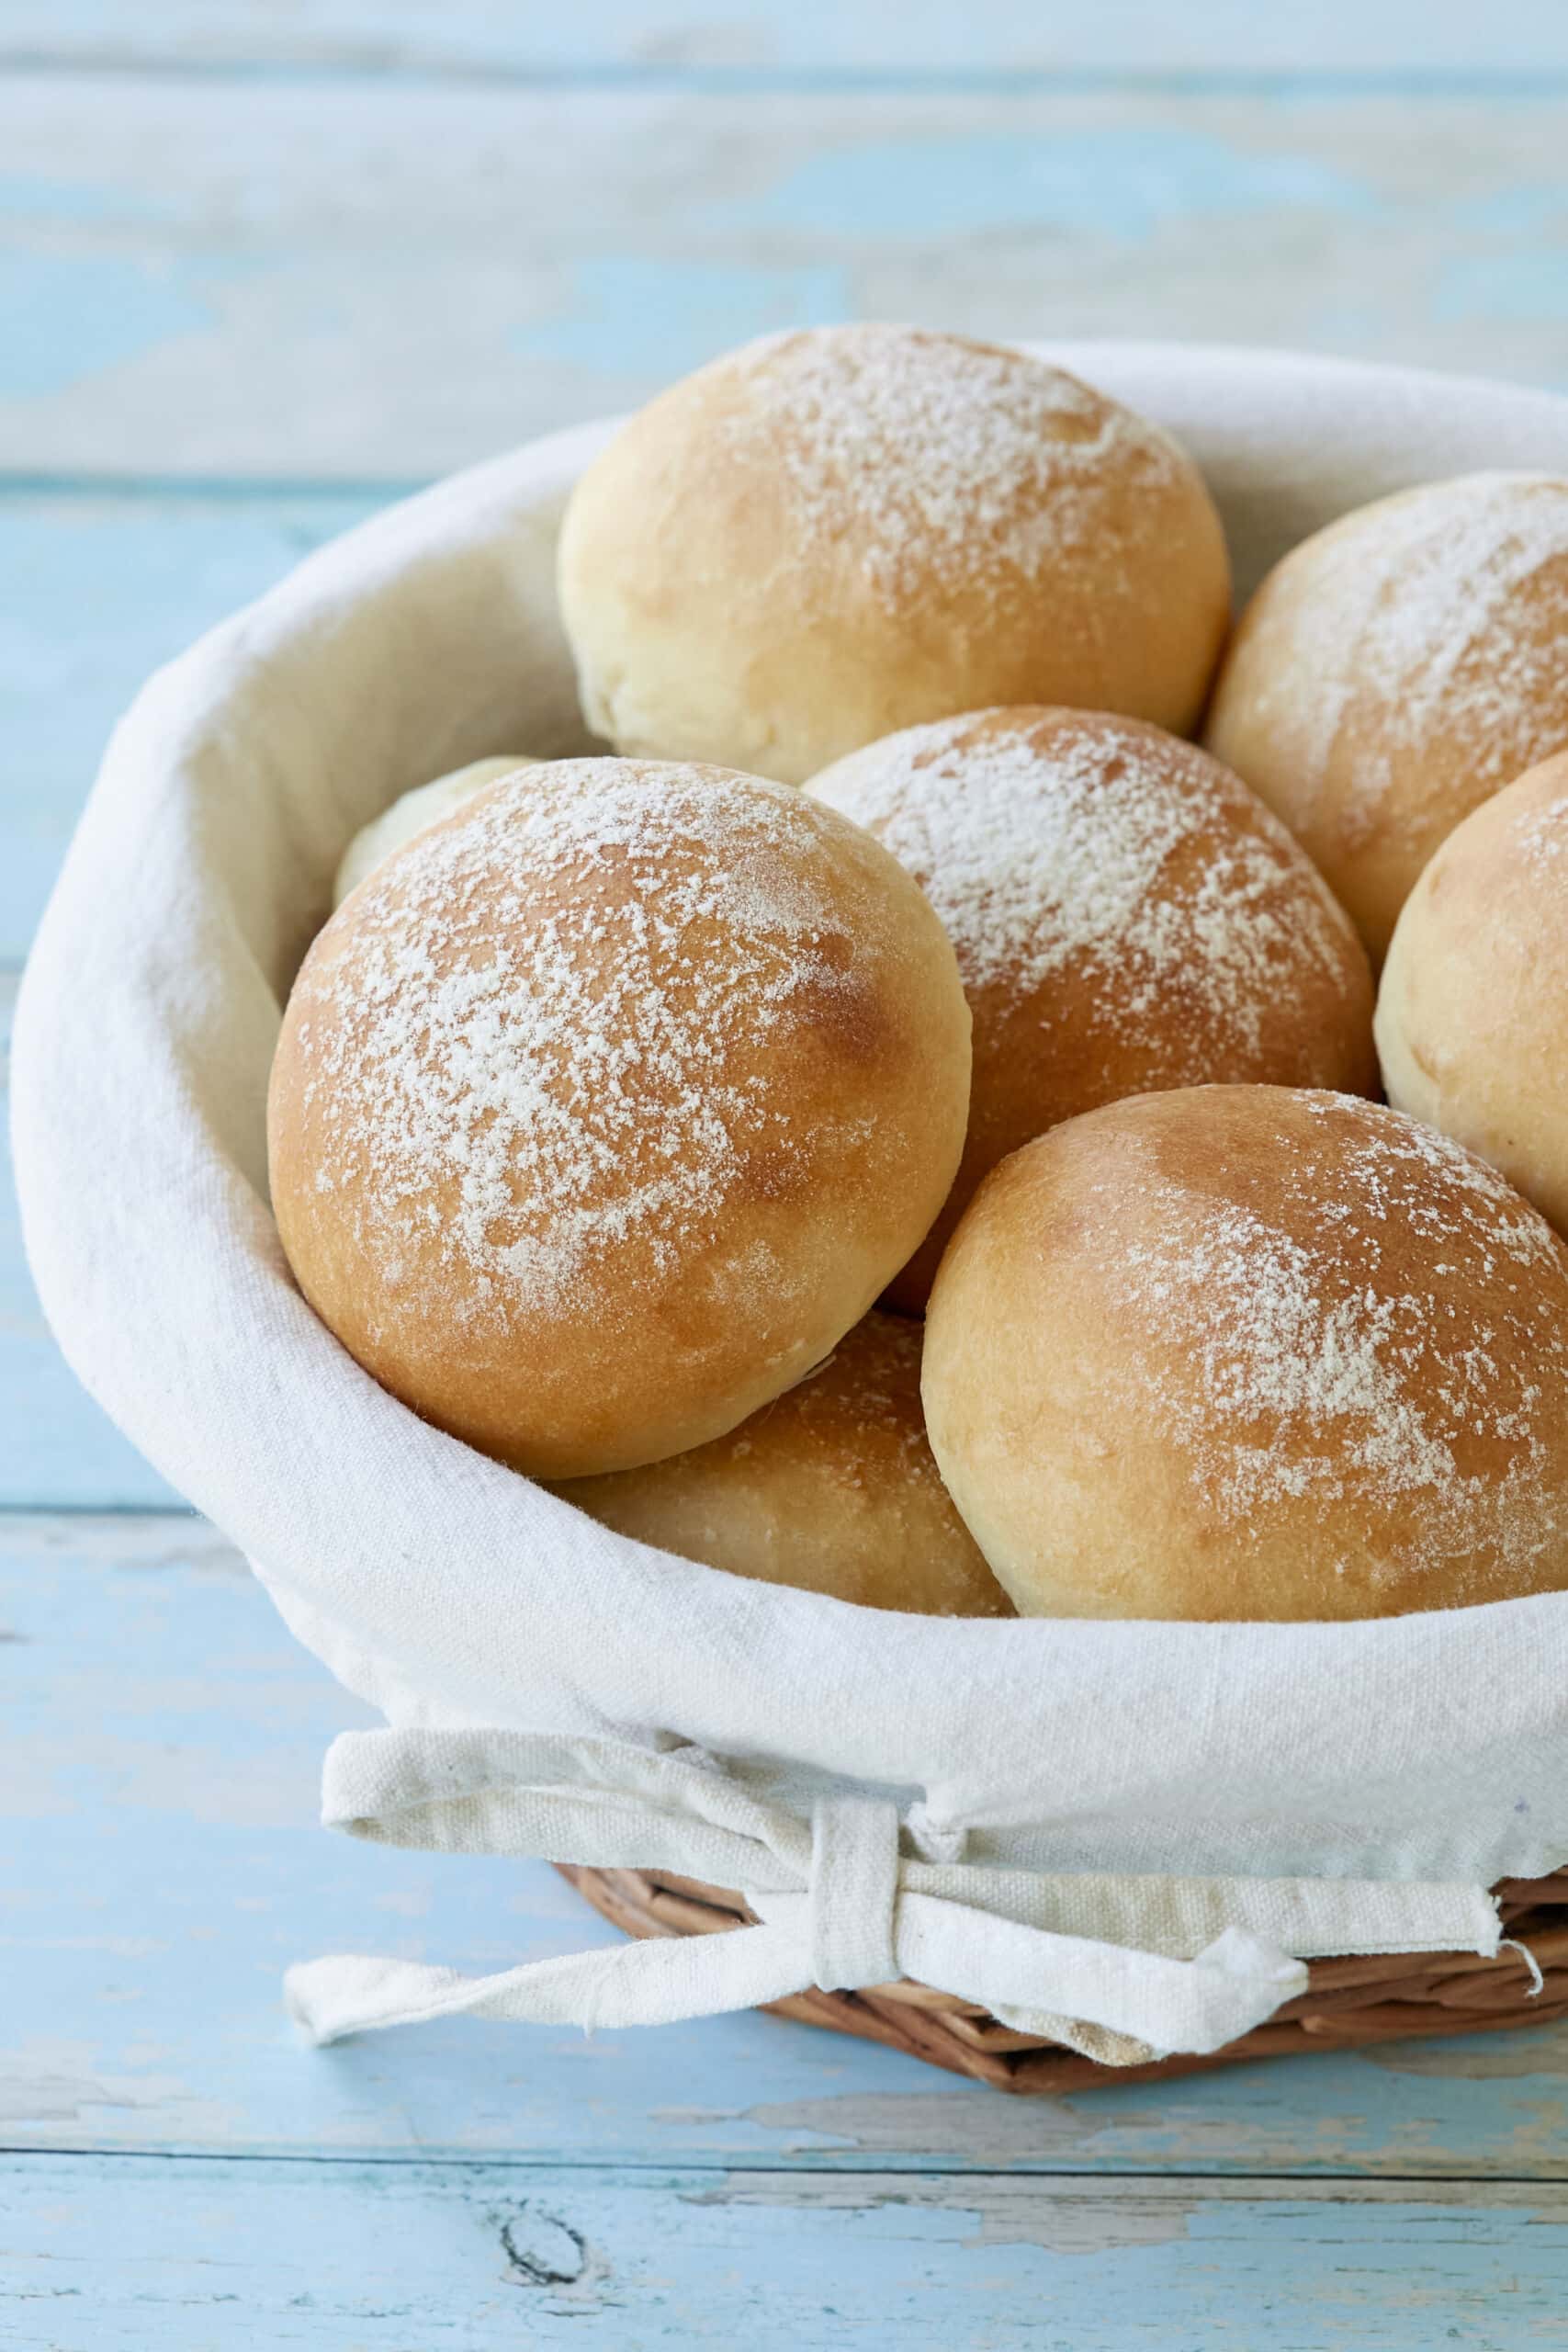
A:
<box><xmin>15</xmin><ymin>344</ymin><xmax>1568</xmax><ymax>2057</ymax></box>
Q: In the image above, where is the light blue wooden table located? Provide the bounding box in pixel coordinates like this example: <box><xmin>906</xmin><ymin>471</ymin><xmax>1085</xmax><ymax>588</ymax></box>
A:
<box><xmin>6</xmin><ymin>6</ymin><xmax>1568</xmax><ymax>2342</ymax></box>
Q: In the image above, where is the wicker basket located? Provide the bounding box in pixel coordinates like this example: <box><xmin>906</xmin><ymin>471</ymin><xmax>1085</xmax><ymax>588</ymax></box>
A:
<box><xmin>559</xmin><ymin>1863</ymin><xmax>1568</xmax><ymax>2092</ymax></box>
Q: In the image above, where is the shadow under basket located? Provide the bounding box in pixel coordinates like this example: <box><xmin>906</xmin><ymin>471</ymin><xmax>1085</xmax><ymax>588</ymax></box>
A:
<box><xmin>558</xmin><ymin>1864</ymin><xmax>1568</xmax><ymax>2093</ymax></box>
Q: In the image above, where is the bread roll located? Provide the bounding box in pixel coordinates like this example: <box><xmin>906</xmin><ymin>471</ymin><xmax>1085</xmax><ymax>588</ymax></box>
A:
<box><xmin>269</xmin><ymin>758</ymin><xmax>971</xmax><ymax>1478</ymax></box>
<box><xmin>1205</xmin><ymin>472</ymin><xmax>1568</xmax><ymax>959</ymax></box>
<box><xmin>810</xmin><ymin>707</ymin><xmax>1375</xmax><ymax>1309</ymax></box>
<box><xmin>923</xmin><ymin>1087</ymin><xmax>1568</xmax><ymax>1622</ymax></box>
<box><xmin>1378</xmin><ymin>750</ymin><xmax>1568</xmax><ymax>1237</ymax></box>
<box><xmin>334</xmin><ymin>755</ymin><xmax>537</xmax><ymax>906</ymax></box>
<box><xmin>553</xmin><ymin>1312</ymin><xmax>1009</xmax><ymax>1615</ymax></box>
<box><xmin>559</xmin><ymin>325</ymin><xmax>1231</xmax><ymax>786</ymax></box>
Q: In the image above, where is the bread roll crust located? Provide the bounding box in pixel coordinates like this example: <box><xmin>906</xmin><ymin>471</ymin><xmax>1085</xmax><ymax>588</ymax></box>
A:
<box><xmin>269</xmin><ymin>757</ymin><xmax>971</xmax><ymax>1477</ymax></box>
<box><xmin>333</xmin><ymin>755</ymin><xmax>537</xmax><ymax>908</ymax></box>
<box><xmin>1206</xmin><ymin>471</ymin><xmax>1568</xmax><ymax>959</ymax></box>
<box><xmin>1377</xmin><ymin>749</ymin><xmax>1568</xmax><ymax>1238</ymax></box>
<box><xmin>553</xmin><ymin>1311</ymin><xmax>1010</xmax><ymax>1615</ymax></box>
<box><xmin>923</xmin><ymin>1087</ymin><xmax>1568</xmax><ymax>1622</ymax></box>
<box><xmin>811</xmin><ymin>707</ymin><xmax>1376</xmax><ymax>1308</ymax></box>
<box><xmin>559</xmin><ymin>325</ymin><xmax>1231</xmax><ymax>786</ymax></box>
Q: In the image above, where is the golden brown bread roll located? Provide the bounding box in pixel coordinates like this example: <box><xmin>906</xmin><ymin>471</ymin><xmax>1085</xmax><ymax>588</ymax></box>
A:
<box><xmin>553</xmin><ymin>1311</ymin><xmax>1010</xmax><ymax>1615</ymax></box>
<box><xmin>922</xmin><ymin>1087</ymin><xmax>1568</xmax><ymax>1623</ymax></box>
<box><xmin>333</xmin><ymin>755</ymin><xmax>538</xmax><ymax>907</ymax></box>
<box><xmin>809</xmin><ymin>707</ymin><xmax>1376</xmax><ymax>1309</ymax></box>
<box><xmin>558</xmin><ymin>325</ymin><xmax>1231</xmax><ymax>786</ymax></box>
<box><xmin>1377</xmin><ymin>749</ymin><xmax>1568</xmax><ymax>1238</ymax></box>
<box><xmin>1205</xmin><ymin>472</ymin><xmax>1568</xmax><ymax>959</ymax></box>
<box><xmin>269</xmin><ymin>757</ymin><xmax>971</xmax><ymax>1477</ymax></box>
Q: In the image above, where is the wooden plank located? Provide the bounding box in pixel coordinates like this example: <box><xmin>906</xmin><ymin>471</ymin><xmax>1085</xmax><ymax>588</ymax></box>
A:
<box><xmin>6</xmin><ymin>1509</ymin><xmax>1568</xmax><ymax>2177</ymax></box>
<box><xmin>2</xmin><ymin>79</ymin><xmax>1567</xmax><ymax>485</ymax></box>
<box><xmin>15</xmin><ymin>1</ymin><xmax>1568</xmax><ymax>78</ymax></box>
<box><xmin>5</xmin><ymin>2155</ymin><xmax>1568</xmax><ymax>2350</ymax></box>
<box><xmin>0</xmin><ymin>492</ymin><xmax>377</xmax><ymax>1512</ymax></box>
<box><xmin>0</xmin><ymin>491</ymin><xmax>378</xmax><ymax>964</ymax></box>
<box><xmin>0</xmin><ymin>974</ymin><xmax>176</xmax><ymax>1504</ymax></box>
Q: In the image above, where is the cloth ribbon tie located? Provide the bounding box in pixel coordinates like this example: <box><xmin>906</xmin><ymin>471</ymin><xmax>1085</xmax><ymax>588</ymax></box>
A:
<box><xmin>284</xmin><ymin>1728</ymin><xmax>1501</xmax><ymax>2064</ymax></box>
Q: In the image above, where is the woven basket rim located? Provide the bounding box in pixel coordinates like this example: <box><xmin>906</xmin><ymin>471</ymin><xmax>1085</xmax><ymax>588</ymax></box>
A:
<box><xmin>558</xmin><ymin>1862</ymin><xmax>1568</xmax><ymax>2093</ymax></box>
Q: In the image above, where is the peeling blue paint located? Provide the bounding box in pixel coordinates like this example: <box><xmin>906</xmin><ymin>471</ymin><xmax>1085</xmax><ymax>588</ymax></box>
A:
<box><xmin>1437</xmin><ymin>249</ymin><xmax>1568</xmax><ymax>324</ymax></box>
<box><xmin>6</xmin><ymin>6</ymin><xmax>1568</xmax><ymax>2335</ymax></box>
<box><xmin>0</xmin><ymin>254</ymin><xmax>214</xmax><ymax>398</ymax></box>
<box><xmin>1447</xmin><ymin>184</ymin><xmax>1568</xmax><ymax>234</ymax></box>
<box><xmin>0</xmin><ymin>172</ymin><xmax>179</xmax><ymax>225</ymax></box>
<box><xmin>510</xmin><ymin>256</ymin><xmax>851</xmax><ymax>377</ymax></box>
<box><xmin>6</xmin><ymin>1523</ymin><xmax>1568</xmax><ymax>2175</ymax></box>
<box><xmin>744</xmin><ymin>128</ymin><xmax>1378</xmax><ymax>243</ymax></box>
<box><xmin>24</xmin><ymin>0</ymin><xmax>1568</xmax><ymax>74</ymax></box>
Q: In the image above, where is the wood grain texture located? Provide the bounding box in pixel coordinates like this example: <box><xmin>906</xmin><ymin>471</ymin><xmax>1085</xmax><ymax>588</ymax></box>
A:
<box><xmin>6</xmin><ymin>0</ymin><xmax>1568</xmax><ymax>2324</ymax></box>
<box><xmin>0</xmin><ymin>492</ymin><xmax>377</xmax><ymax>1511</ymax></box>
<box><xmin>2</xmin><ymin>78</ymin><xmax>1566</xmax><ymax>484</ymax></box>
<box><xmin>6</xmin><ymin>1510</ymin><xmax>1568</xmax><ymax>2177</ymax></box>
<box><xmin>15</xmin><ymin>0</ymin><xmax>1568</xmax><ymax>77</ymax></box>
<box><xmin>563</xmin><ymin>1861</ymin><xmax>1568</xmax><ymax>2095</ymax></box>
<box><xmin>0</xmin><ymin>493</ymin><xmax>379</xmax><ymax>961</ymax></box>
<box><xmin>6</xmin><ymin>2156</ymin><xmax>1568</xmax><ymax>2349</ymax></box>
<box><xmin>0</xmin><ymin>975</ymin><xmax>178</xmax><ymax>1504</ymax></box>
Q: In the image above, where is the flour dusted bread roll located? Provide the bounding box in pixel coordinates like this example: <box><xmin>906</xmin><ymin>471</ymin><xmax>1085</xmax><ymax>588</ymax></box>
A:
<box><xmin>811</xmin><ymin>708</ymin><xmax>1375</xmax><ymax>1307</ymax></box>
<box><xmin>269</xmin><ymin>758</ymin><xmax>971</xmax><ymax>1478</ymax></box>
<box><xmin>333</xmin><ymin>755</ymin><xmax>537</xmax><ymax>906</ymax></box>
<box><xmin>1206</xmin><ymin>472</ymin><xmax>1568</xmax><ymax>958</ymax></box>
<box><xmin>553</xmin><ymin>1312</ymin><xmax>1009</xmax><ymax>1615</ymax></box>
<box><xmin>559</xmin><ymin>325</ymin><xmax>1231</xmax><ymax>786</ymax></box>
<box><xmin>1378</xmin><ymin>750</ymin><xmax>1568</xmax><ymax>1238</ymax></box>
<box><xmin>923</xmin><ymin>1088</ymin><xmax>1568</xmax><ymax>1623</ymax></box>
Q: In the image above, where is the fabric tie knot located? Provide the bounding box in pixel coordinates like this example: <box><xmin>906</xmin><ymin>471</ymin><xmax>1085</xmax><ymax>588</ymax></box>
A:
<box><xmin>807</xmin><ymin>1795</ymin><xmax>900</xmax><ymax>1991</ymax></box>
<box><xmin>281</xmin><ymin>1729</ymin><xmax>1503</xmax><ymax>2064</ymax></box>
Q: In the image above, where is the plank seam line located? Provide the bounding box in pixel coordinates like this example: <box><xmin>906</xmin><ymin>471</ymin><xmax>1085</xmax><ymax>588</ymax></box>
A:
<box><xmin>0</xmin><ymin>1503</ymin><xmax>203</xmax><ymax>1518</ymax></box>
<box><xmin>0</xmin><ymin>2149</ymin><xmax>1561</xmax><ymax>2186</ymax></box>
<box><xmin>0</xmin><ymin>474</ymin><xmax>427</xmax><ymax>503</ymax></box>
<box><xmin>4</xmin><ymin>57</ymin><xmax>1568</xmax><ymax>97</ymax></box>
